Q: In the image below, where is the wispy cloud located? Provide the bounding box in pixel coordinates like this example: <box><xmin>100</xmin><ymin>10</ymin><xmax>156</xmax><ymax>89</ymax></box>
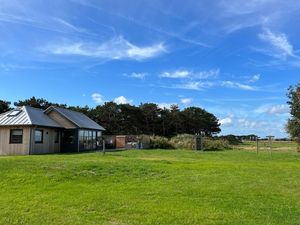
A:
<box><xmin>43</xmin><ymin>36</ymin><xmax>167</xmax><ymax>61</ymax></box>
<box><xmin>221</xmin><ymin>81</ymin><xmax>256</xmax><ymax>91</ymax></box>
<box><xmin>175</xmin><ymin>80</ymin><xmax>257</xmax><ymax>91</ymax></box>
<box><xmin>160</xmin><ymin>69</ymin><xmax>220</xmax><ymax>79</ymax></box>
<box><xmin>160</xmin><ymin>70</ymin><xmax>190</xmax><ymax>78</ymax></box>
<box><xmin>248</xmin><ymin>74</ymin><xmax>260</xmax><ymax>83</ymax></box>
<box><xmin>258</xmin><ymin>29</ymin><xmax>299</xmax><ymax>60</ymax></box>
<box><xmin>180</xmin><ymin>98</ymin><xmax>193</xmax><ymax>105</ymax></box>
<box><xmin>52</xmin><ymin>17</ymin><xmax>86</xmax><ymax>33</ymax></box>
<box><xmin>176</xmin><ymin>81</ymin><xmax>209</xmax><ymax>90</ymax></box>
<box><xmin>71</xmin><ymin>0</ymin><xmax>210</xmax><ymax>47</ymax></box>
<box><xmin>254</xmin><ymin>104</ymin><xmax>289</xmax><ymax>115</ymax></box>
<box><xmin>123</xmin><ymin>72</ymin><xmax>147</xmax><ymax>79</ymax></box>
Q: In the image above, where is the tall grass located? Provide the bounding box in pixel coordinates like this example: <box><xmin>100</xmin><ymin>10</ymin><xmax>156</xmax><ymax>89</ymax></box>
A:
<box><xmin>150</xmin><ymin>134</ymin><xmax>230</xmax><ymax>150</ymax></box>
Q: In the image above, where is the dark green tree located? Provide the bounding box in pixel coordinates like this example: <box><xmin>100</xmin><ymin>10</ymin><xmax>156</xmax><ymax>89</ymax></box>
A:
<box><xmin>0</xmin><ymin>100</ymin><xmax>11</xmax><ymax>114</ymax></box>
<box><xmin>287</xmin><ymin>83</ymin><xmax>300</xmax><ymax>150</ymax></box>
<box><xmin>181</xmin><ymin>107</ymin><xmax>220</xmax><ymax>136</ymax></box>
<box><xmin>118</xmin><ymin>104</ymin><xmax>143</xmax><ymax>134</ymax></box>
<box><xmin>14</xmin><ymin>96</ymin><xmax>66</xmax><ymax>110</ymax></box>
<box><xmin>169</xmin><ymin>105</ymin><xmax>181</xmax><ymax>136</ymax></box>
<box><xmin>140</xmin><ymin>103</ymin><xmax>161</xmax><ymax>135</ymax></box>
<box><xmin>92</xmin><ymin>102</ymin><xmax>122</xmax><ymax>135</ymax></box>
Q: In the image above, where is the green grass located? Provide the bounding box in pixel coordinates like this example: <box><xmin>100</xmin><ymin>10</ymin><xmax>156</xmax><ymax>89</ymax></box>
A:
<box><xmin>0</xmin><ymin>149</ymin><xmax>300</xmax><ymax>225</ymax></box>
<box><xmin>234</xmin><ymin>141</ymin><xmax>298</xmax><ymax>152</ymax></box>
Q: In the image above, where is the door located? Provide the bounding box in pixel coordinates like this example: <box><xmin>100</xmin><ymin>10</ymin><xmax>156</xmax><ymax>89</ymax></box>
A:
<box><xmin>116</xmin><ymin>136</ymin><xmax>126</xmax><ymax>149</ymax></box>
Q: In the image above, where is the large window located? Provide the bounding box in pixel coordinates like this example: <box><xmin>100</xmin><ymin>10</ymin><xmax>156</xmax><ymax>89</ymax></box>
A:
<box><xmin>34</xmin><ymin>129</ymin><xmax>43</xmax><ymax>144</ymax></box>
<box><xmin>79</xmin><ymin>130</ymin><xmax>99</xmax><ymax>151</ymax></box>
<box><xmin>10</xmin><ymin>129</ymin><xmax>23</xmax><ymax>144</ymax></box>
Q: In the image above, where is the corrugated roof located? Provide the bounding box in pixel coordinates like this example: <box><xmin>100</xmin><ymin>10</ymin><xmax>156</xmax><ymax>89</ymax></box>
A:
<box><xmin>0</xmin><ymin>106</ymin><xmax>63</xmax><ymax>128</ymax></box>
<box><xmin>45</xmin><ymin>106</ymin><xmax>105</xmax><ymax>130</ymax></box>
<box><xmin>0</xmin><ymin>107</ymin><xmax>31</xmax><ymax>126</ymax></box>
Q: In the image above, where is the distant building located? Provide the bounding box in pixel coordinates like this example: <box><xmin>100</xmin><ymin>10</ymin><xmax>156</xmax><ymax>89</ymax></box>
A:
<box><xmin>0</xmin><ymin>106</ymin><xmax>105</xmax><ymax>155</ymax></box>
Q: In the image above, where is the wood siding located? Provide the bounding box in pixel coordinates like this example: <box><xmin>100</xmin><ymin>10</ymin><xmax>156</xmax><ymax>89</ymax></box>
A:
<box><xmin>0</xmin><ymin>126</ymin><xmax>30</xmax><ymax>155</ymax></box>
<box><xmin>47</xmin><ymin>110</ymin><xmax>77</xmax><ymax>129</ymax></box>
<box><xmin>31</xmin><ymin>127</ymin><xmax>61</xmax><ymax>154</ymax></box>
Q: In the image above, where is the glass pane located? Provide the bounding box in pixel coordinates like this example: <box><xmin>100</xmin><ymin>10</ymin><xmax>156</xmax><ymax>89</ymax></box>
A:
<box><xmin>12</xmin><ymin>130</ymin><xmax>23</xmax><ymax>135</ymax></box>
<box><xmin>35</xmin><ymin>130</ymin><xmax>43</xmax><ymax>143</ymax></box>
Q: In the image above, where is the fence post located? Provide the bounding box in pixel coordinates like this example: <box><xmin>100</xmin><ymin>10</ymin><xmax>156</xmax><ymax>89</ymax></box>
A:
<box><xmin>256</xmin><ymin>136</ymin><xmax>259</xmax><ymax>154</ymax></box>
<box><xmin>102</xmin><ymin>140</ymin><xmax>106</xmax><ymax>155</ymax></box>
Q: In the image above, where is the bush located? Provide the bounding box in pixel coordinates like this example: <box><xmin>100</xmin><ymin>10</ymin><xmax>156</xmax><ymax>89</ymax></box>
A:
<box><xmin>170</xmin><ymin>134</ymin><xmax>231</xmax><ymax>151</ymax></box>
<box><xmin>170</xmin><ymin>134</ymin><xmax>195</xmax><ymax>150</ymax></box>
<box><xmin>219</xmin><ymin>135</ymin><xmax>242</xmax><ymax>145</ymax></box>
<box><xmin>150</xmin><ymin>135</ymin><xmax>230</xmax><ymax>151</ymax></box>
<box><xmin>150</xmin><ymin>136</ymin><xmax>174</xmax><ymax>149</ymax></box>
<box><xmin>203</xmin><ymin>138</ymin><xmax>230</xmax><ymax>151</ymax></box>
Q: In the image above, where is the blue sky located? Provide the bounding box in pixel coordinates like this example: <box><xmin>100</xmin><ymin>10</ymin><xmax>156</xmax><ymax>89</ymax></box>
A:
<box><xmin>0</xmin><ymin>0</ymin><xmax>299</xmax><ymax>138</ymax></box>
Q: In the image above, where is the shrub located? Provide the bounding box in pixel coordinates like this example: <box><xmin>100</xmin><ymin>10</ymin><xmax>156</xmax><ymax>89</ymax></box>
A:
<box><xmin>170</xmin><ymin>134</ymin><xmax>195</xmax><ymax>150</ymax></box>
<box><xmin>204</xmin><ymin>138</ymin><xmax>230</xmax><ymax>151</ymax></box>
<box><xmin>150</xmin><ymin>135</ymin><xmax>231</xmax><ymax>151</ymax></box>
<box><xmin>150</xmin><ymin>136</ymin><xmax>174</xmax><ymax>149</ymax></box>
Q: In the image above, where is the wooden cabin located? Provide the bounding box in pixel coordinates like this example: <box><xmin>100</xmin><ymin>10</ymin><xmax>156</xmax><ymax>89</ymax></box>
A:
<box><xmin>0</xmin><ymin>106</ymin><xmax>105</xmax><ymax>155</ymax></box>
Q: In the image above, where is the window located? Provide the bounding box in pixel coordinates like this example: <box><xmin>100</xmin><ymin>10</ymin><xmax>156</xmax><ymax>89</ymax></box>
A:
<box><xmin>10</xmin><ymin>129</ymin><xmax>23</xmax><ymax>144</ymax></box>
<box><xmin>54</xmin><ymin>130</ymin><xmax>59</xmax><ymax>143</ymax></box>
<box><xmin>79</xmin><ymin>129</ymin><xmax>98</xmax><ymax>151</ymax></box>
<box><xmin>34</xmin><ymin>129</ymin><xmax>43</xmax><ymax>144</ymax></box>
<box><xmin>7</xmin><ymin>110</ymin><xmax>22</xmax><ymax>117</ymax></box>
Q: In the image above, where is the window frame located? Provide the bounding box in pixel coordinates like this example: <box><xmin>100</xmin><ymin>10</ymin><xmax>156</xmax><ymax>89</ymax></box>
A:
<box><xmin>9</xmin><ymin>129</ymin><xmax>23</xmax><ymax>144</ymax></box>
<box><xmin>34</xmin><ymin>129</ymin><xmax>44</xmax><ymax>144</ymax></box>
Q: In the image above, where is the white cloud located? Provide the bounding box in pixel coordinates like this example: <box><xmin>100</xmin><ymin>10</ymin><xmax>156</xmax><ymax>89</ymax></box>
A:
<box><xmin>178</xmin><ymin>81</ymin><xmax>205</xmax><ymax>90</ymax></box>
<box><xmin>221</xmin><ymin>81</ymin><xmax>256</xmax><ymax>90</ymax></box>
<box><xmin>174</xmin><ymin>80</ymin><xmax>256</xmax><ymax>91</ymax></box>
<box><xmin>258</xmin><ymin>29</ymin><xmax>297</xmax><ymax>59</ymax></box>
<box><xmin>43</xmin><ymin>36</ymin><xmax>166</xmax><ymax>61</ymax></box>
<box><xmin>268</xmin><ymin>104</ymin><xmax>289</xmax><ymax>115</ymax></box>
<box><xmin>220</xmin><ymin>116</ymin><xmax>234</xmax><ymax>127</ymax></box>
<box><xmin>180</xmin><ymin>98</ymin><xmax>193</xmax><ymax>105</ymax></box>
<box><xmin>91</xmin><ymin>93</ymin><xmax>105</xmax><ymax>104</ymax></box>
<box><xmin>157</xmin><ymin>103</ymin><xmax>177</xmax><ymax>110</ymax></box>
<box><xmin>160</xmin><ymin>69</ymin><xmax>219</xmax><ymax>79</ymax></box>
<box><xmin>160</xmin><ymin>70</ymin><xmax>190</xmax><ymax>78</ymax></box>
<box><xmin>238</xmin><ymin>118</ymin><xmax>258</xmax><ymax>129</ymax></box>
<box><xmin>255</xmin><ymin>104</ymin><xmax>289</xmax><ymax>115</ymax></box>
<box><xmin>114</xmin><ymin>96</ymin><xmax>133</xmax><ymax>105</ymax></box>
<box><xmin>124</xmin><ymin>72</ymin><xmax>147</xmax><ymax>79</ymax></box>
<box><xmin>248</xmin><ymin>74</ymin><xmax>260</xmax><ymax>83</ymax></box>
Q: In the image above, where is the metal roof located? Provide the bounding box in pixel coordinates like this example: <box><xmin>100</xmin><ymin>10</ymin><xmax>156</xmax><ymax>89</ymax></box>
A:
<box><xmin>45</xmin><ymin>106</ymin><xmax>105</xmax><ymax>130</ymax></box>
<box><xmin>0</xmin><ymin>107</ymin><xmax>31</xmax><ymax>126</ymax></box>
<box><xmin>26</xmin><ymin>106</ymin><xmax>63</xmax><ymax>128</ymax></box>
<box><xmin>0</xmin><ymin>106</ymin><xmax>63</xmax><ymax>128</ymax></box>
<box><xmin>0</xmin><ymin>106</ymin><xmax>105</xmax><ymax>130</ymax></box>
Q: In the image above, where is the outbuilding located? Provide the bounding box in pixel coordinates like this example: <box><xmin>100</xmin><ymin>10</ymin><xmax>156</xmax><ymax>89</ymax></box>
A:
<box><xmin>0</xmin><ymin>106</ymin><xmax>105</xmax><ymax>155</ymax></box>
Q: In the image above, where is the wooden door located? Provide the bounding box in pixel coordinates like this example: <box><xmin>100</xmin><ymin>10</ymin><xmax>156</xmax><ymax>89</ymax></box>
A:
<box><xmin>116</xmin><ymin>136</ymin><xmax>126</xmax><ymax>149</ymax></box>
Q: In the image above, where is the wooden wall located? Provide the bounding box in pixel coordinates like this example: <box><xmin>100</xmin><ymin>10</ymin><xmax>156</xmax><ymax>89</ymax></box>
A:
<box><xmin>0</xmin><ymin>126</ymin><xmax>30</xmax><ymax>155</ymax></box>
<box><xmin>31</xmin><ymin>127</ymin><xmax>61</xmax><ymax>154</ymax></box>
<box><xmin>47</xmin><ymin>110</ymin><xmax>77</xmax><ymax>129</ymax></box>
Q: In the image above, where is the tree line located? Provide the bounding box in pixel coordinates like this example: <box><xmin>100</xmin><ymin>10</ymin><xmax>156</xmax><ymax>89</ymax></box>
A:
<box><xmin>0</xmin><ymin>97</ymin><xmax>221</xmax><ymax>137</ymax></box>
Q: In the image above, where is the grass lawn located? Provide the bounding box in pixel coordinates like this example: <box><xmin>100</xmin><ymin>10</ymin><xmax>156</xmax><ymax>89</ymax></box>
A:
<box><xmin>234</xmin><ymin>141</ymin><xmax>298</xmax><ymax>152</ymax></box>
<box><xmin>0</xmin><ymin>149</ymin><xmax>300</xmax><ymax>225</ymax></box>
